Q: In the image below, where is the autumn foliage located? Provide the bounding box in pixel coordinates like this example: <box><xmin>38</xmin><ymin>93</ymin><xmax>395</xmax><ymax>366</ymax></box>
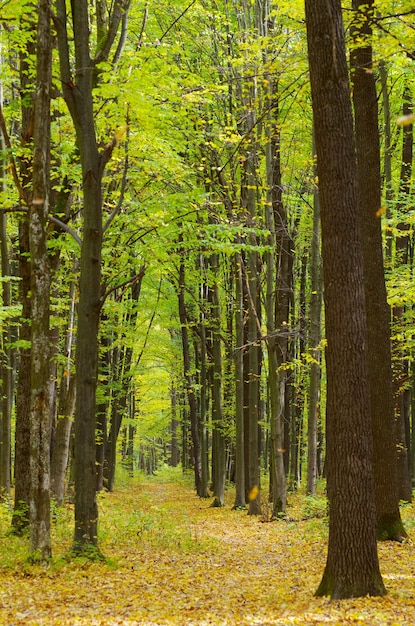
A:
<box><xmin>0</xmin><ymin>470</ymin><xmax>414</xmax><ymax>624</ymax></box>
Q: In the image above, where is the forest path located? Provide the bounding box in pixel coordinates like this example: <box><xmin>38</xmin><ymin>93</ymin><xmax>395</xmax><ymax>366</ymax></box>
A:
<box><xmin>0</xmin><ymin>473</ymin><xmax>415</xmax><ymax>624</ymax></box>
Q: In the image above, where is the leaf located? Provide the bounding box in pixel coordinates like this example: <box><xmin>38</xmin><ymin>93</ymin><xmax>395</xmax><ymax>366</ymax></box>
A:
<box><xmin>397</xmin><ymin>113</ymin><xmax>415</xmax><ymax>126</ymax></box>
<box><xmin>248</xmin><ymin>484</ymin><xmax>259</xmax><ymax>501</ymax></box>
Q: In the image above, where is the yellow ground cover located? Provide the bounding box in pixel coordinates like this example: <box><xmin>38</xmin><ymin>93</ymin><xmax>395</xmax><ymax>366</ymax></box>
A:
<box><xmin>0</xmin><ymin>473</ymin><xmax>414</xmax><ymax>625</ymax></box>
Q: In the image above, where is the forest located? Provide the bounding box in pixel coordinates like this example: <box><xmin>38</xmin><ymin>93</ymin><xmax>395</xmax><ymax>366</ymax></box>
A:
<box><xmin>0</xmin><ymin>0</ymin><xmax>415</xmax><ymax>620</ymax></box>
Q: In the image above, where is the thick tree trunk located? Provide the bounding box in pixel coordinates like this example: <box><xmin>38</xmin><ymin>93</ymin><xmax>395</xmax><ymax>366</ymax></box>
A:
<box><xmin>351</xmin><ymin>0</ymin><xmax>406</xmax><ymax>540</ymax></box>
<box><xmin>306</xmin><ymin>0</ymin><xmax>386</xmax><ymax>599</ymax></box>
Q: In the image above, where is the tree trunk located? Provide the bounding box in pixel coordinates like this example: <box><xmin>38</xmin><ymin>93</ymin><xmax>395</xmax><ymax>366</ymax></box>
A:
<box><xmin>50</xmin><ymin>273</ymin><xmax>77</xmax><ymax>504</ymax></box>
<box><xmin>393</xmin><ymin>84</ymin><xmax>413</xmax><ymax>504</ymax></box>
<box><xmin>178</xmin><ymin>253</ymin><xmax>203</xmax><ymax>496</ymax></box>
<box><xmin>50</xmin><ymin>375</ymin><xmax>76</xmax><ymax>506</ymax></box>
<box><xmin>306</xmin><ymin>0</ymin><xmax>386</xmax><ymax>599</ymax></box>
<box><xmin>0</xmin><ymin>117</ymin><xmax>12</xmax><ymax>500</ymax></box>
<box><xmin>306</xmin><ymin>150</ymin><xmax>322</xmax><ymax>496</ymax></box>
<box><xmin>199</xmin><ymin>305</ymin><xmax>210</xmax><ymax>497</ymax></box>
<box><xmin>11</xmin><ymin>15</ymin><xmax>37</xmax><ymax>536</ymax></box>
<box><xmin>233</xmin><ymin>252</ymin><xmax>246</xmax><ymax>508</ymax></box>
<box><xmin>169</xmin><ymin>386</ymin><xmax>180</xmax><ymax>467</ymax></box>
<box><xmin>378</xmin><ymin>61</ymin><xmax>393</xmax><ymax>258</ymax></box>
<box><xmin>55</xmin><ymin>0</ymin><xmax>129</xmax><ymax>554</ymax></box>
<box><xmin>245</xmin><ymin>156</ymin><xmax>262</xmax><ymax>517</ymax></box>
<box><xmin>351</xmin><ymin>0</ymin><xmax>406</xmax><ymax>540</ymax></box>
<box><xmin>271</xmin><ymin>101</ymin><xmax>292</xmax><ymax>516</ymax></box>
<box><xmin>28</xmin><ymin>0</ymin><xmax>52</xmax><ymax>559</ymax></box>
<box><xmin>208</xmin><ymin>251</ymin><xmax>226</xmax><ymax>508</ymax></box>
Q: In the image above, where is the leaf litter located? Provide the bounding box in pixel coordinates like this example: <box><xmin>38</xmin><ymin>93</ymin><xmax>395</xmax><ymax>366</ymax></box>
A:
<box><xmin>0</xmin><ymin>474</ymin><xmax>415</xmax><ymax>625</ymax></box>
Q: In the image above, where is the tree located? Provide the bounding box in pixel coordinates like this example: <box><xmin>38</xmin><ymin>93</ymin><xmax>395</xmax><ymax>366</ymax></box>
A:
<box><xmin>306</xmin><ymin>133</ymin><xmax>322</xmax><ymax>497</ymax></box>
<box><xmin>28</xmin><ymin>0</ymin><xmax>52</xmax><ymax>559</ymax></box>
<box><xmin>177</xmin><ymin>243</ymin><xmax>204</xmax><ymax>496</ymax></box>
<box><xmin>305</xmin><ymin>0</ymin><xmax>386</xmax><ymax>599</ymax></box>
<box><xmin>55</xmin><ymin>0</ymin><xmax>130</xmax><ymax>553</ymax></box>
<box><xmin>350</xmin><ymin>0</ymin><xmax>406</xmax><ymax>540</ymax></box>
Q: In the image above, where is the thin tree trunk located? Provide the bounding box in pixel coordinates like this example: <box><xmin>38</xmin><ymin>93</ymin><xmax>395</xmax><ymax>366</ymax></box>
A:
<box><xmin>178</xmin><ymin>254</ymin><xmax>203</xmax><ymax>496</ymax></box>
<box><xmin>169</xmin><ymin>386</ymin><xmax>180</xmax><ymax>467</ymax></box>
<box><xmin>245</xmin><ymin>154</ymin><xmax>262</xmax><ymax>517</ymax></box>
<box><xmin>306</xmin><ymin>158</ymin><xmax>322</xmax><ymax>496</ymax></box>
<box><xmin>379</xmin><ymin>61</ymin><xmax>393</xmax><ymax>258</ymax></box>
<box><xmin>233</xmin><ymin>252</ymin><xmax>246</xmax><ymax>508</ymax></box>
<box><xmin>50</xmin><ymin>375</ymin><xmax>76</xmax><ymax>506</ymax></box>
<box><xmin>199</xmin><ymin>309</ymin><xmax>210</xmax><ymax>496</ymax></box>
<box><xmin>393</xmin><ymin>84</ymin><xmax>413</xmax><ymax>504</ymax></box>
<box><xmin>50</xmin><ymin>277</ymin><xmax>77</xmax><ymax>504</ymax></box>
<box><xmin>11</xmin><ymin>14</ymin><xmax>37</xmax><ymax>536</ymax></box>
<box><xmin>208</xmin><ymin>251</ymin><xmax>226</xmax><ymax>508</ymax></box>
<box><xmin>0</xmin><ymin>108</ymin><xmax>12</xmax><ymax>500</ymax></box>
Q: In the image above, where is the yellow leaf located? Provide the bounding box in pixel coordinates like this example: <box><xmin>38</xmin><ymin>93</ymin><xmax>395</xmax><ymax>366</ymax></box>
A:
<box><xmin>115</xmin><ymin>125</ymin><xmax>128</xmax><ymax>142</ymax></box>
<box><xmin>397</xmin><ymin>113</ymin><xmax>415</xmax><ymax>126</ymax></box>
<box><xmin>248</xmin><ymin>485</ymin><xmax>259</xmax><ymax>501</ymax></box>
<box><xmin>376</xmin><ymin>206</ymin><xmax>387</xmax><ymax>218</ymax></box>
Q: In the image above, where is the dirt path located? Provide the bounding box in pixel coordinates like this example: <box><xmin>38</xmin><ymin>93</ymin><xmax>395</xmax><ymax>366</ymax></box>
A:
<box><xmin>0</xmin><ymin>477</ymin><xmax>414</xmax><ymax>624</ymax></box>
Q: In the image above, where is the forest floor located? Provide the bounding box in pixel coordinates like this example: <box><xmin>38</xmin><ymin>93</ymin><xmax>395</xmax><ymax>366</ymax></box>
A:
<box><xmin>1</xmin><ymin>470</ymin><xmax>415</xmax><ymax>625</ymax></box>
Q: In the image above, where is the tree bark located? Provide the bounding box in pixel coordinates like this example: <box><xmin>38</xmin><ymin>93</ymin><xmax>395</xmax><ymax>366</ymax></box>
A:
<box><xmin>28</xmin><ymin>0</ymin><xmax>52</xmax><ymax>559</ymax></box>
<box><xmin>233</xmin><ymin>252</ymin><xmax>246</xmax><ymax>508</ymax></box>
<box><xmin>178</xmin><ymin>253</ymin><xmax>203</xmax><ymax>496</ymax></box>
<box><xmin>393</xmin><ymin>84</ymin><xmax>413</xmax><ymax>504</ymax></box>
<box><xmin>55</xmin><ymin>0</ymin><xmax>129</xmax><ymax>553</ymax></box>
<box><xmin>208</xmin><ymin>250</ymin><xmax>226</xmax><ymax>508</ymax></box>
<box><xmin>0</xmin><ymin>100</ymin><xmax>12</xmax><ymax>500</ymax></box>
<box><xmin>306</xmin><ymin>148</ymin><xmax>322</xmax><ymax>496</ymax></box>
<box><xmin>305</xmin><ymin>0</ymin><xmax>386</xmax><ymax>599</ymax></box>
<box><xmin>11</xmin><ymin>15</ymin><xmax>37</xmax><ymax>536</ymax></box>
<box><xmin>350</xmin><ymin>0</ymin><xmax>406</xmax><ymax>540</ymax></box>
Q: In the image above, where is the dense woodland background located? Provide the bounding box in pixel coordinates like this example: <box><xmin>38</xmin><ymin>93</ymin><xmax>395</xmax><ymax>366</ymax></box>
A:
<box><xmin>0</xmin><ymin>0</ymin><xmax>415</xmax><ymax>601</ymax></box>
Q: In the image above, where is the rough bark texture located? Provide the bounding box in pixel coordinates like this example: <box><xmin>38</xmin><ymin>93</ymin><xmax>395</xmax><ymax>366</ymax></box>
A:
<box><xmin>351</xmin><ymin>0</ymin><xmax>406</xmax><ymax>541</ymax></box>
<box><xmin>305</xmin><ymin>0</ymin><xmax>386</xmax><ymax>599</ymax></box>
<box><xmin>28</xmin><ymin>0</ymin><xmax>52</xmax><ymax>560</ymax></box>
